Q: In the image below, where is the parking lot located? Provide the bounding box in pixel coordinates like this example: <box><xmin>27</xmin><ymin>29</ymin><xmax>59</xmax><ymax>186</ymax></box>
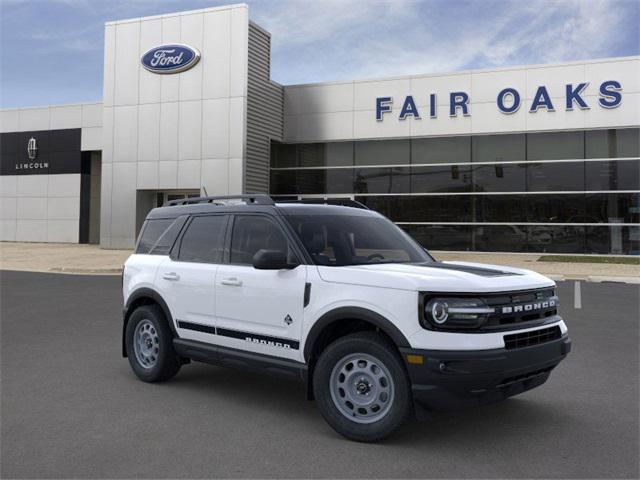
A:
<box><xmin>1</xmin><ymin>270</ymin><xmax>638</xmax><ymax>479</ymax></box>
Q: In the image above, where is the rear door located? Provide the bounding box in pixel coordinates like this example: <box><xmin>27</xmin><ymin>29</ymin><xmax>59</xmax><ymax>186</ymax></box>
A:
<box><xmin>156</xmin><ymin>214</ymin><xmax>228</xmax><ymax>344</ymax></box>
<box><xmin>214</xmin><ymin>214</ymin><xmax>307</xmax><ymax>360</ymax></box>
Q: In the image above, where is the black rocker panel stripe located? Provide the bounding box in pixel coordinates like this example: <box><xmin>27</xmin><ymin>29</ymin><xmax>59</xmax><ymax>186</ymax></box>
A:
<box><xmin>177</xmin><ymin>321</ymin><xmax>216</xmax><ymax>335</ymax></box>
<box><xmin>177</xmin><ymin>321</ymin><xmax>300</xmax><ymax>350</ymax></box>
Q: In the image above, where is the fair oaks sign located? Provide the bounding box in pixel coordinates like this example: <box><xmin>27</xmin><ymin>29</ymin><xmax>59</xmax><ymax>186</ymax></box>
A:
<box><xmin>141</xmin><ymin>44</ymin><xmax>201</xmax><ymax>74</ymax></box>
<box><xmin>376</xmin><ymin>80</ymin><xmax>623</xmax><ymax>121</ymax></box>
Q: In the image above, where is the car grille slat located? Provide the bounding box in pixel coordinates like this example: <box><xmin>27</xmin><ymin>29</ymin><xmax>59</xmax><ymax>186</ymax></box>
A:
<box><xmin>503</xmin><ymin>326</ymin><xmax>562</xmax><ymax>350</ymax></box>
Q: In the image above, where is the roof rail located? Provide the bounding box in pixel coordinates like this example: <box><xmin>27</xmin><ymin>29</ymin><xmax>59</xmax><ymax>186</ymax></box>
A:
<box><xmin>164</xmin><ymin>194</ymin><xmax>275</xmax><ymax>207</ymax></box>
<box><xmin>275</xmin><ymin>198</ymin><xmax>369</xmax><ymax>210</ymax></box>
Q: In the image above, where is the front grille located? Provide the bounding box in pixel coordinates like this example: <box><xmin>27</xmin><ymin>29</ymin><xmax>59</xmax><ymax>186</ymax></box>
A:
<box><xmin>503</xmin><ymin>326</ymin><xmax>562</xmax><ymax>350</ymax></box>
<box><xmin>482</xmin><ymin>288</ymin><xmax>558</xmax><ymax>330</ymax></box>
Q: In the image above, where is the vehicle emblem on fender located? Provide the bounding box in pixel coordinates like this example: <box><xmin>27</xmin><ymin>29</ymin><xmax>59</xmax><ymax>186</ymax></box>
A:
<box><xmin>141</xmin><ymin>44</ymin><xmax>201</xmax><ymax>74</ymax></box>
<box><xmin>284</xmin><ymin>315</ymin><xmax>293</xmax><ymax>325</ymax></box>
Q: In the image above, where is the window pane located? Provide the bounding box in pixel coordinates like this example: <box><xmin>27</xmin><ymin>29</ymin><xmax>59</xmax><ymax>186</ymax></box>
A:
<box><xmin>411</xmin><ymin>165</ymin><xmax>473</xmax><ymax>193</ymax></box>
<box><xmin>326</xmin><ymin>142</ymin><xmax>354</xmax><ymax>166</ymax></box>
<box><xmin>527</xmin><ymin>226</ymin><xmax>585</xmax><ymax>253</ymax></box>
<box><xmin>585</xmin><ymin>128</ymin><xmax>640</xmax><ymax>158</ymax></box>
<box><xmin>292</xmin><ymin>170</ymin><xmax>326</xmax><ymax>195</ymax></box>
<box><xmin>136</xmin><ymin>218</ymin><xmax>174</xmax><ymax>254</ymax></box>
<box><xmin>585</xmin><ymin>160</ymin><xmax>640</xmax><ymax>190</ymax></box>
<box><xmin>230</xmin><ymin>216</ymin><xmax>288</xmax><ymax>264</ymax></box>
<box><xmin>325</xmin><ymin>169</ymin><xmax>356</xmax><ymax>194</ymax></box>
<box><xmin>358</xmin><ymin>195</ymin><xmax>474</xmax><ymax>222</ymax></box>
<box><xmin>475</xmin><ymin>195</ymin><xmax>528</xmax><ymax>223</ymax></box>
<box><xmin>587</xmin><ymin>226</ymin><xmax>640</xmax><ymax>255</ymax></box>
<box><xmin>527</xmin><ymin>131</ymin><xmax>584</xmax><ymax>160</ymax></box>
<box><xmin>297</xmin><ymin>144</ymin><xmax>325</xmax><ymax>167</ymax></box>
<box><xmin>472</xmin><ymin>134</ymin><xmax>525</xmax><ymax>162</ymax></box>
<box><xmin>270</xmin><ymin>170</ymin><xmax>297</xmax><ymax>195</ymax></box>
<box><xmin>473</xmin><ymin>225</ymin><xmax>528</xmax><ymax>252</ymax></box>
<box><xmin>178</xmin><ymin>215</ymin><xmax>227</xmax><ymax>263</ymax></box>
<box><xmin>355</xmin><ymin>139</ymin><xmax>410</xmax><ymax>166</ymax></box>
<box><xmin>526</xmin><ymin>194</ymin><xmax>585</xmax><ymax>222</ymax></box>
<box><xmin>149</xmin><ymin>216</ymin><xmax>187</xmax><ymax>255</ymax></box>
<box><xmin>354</xmin><ymin>167</ymin><xmax>410</xmax><ymax>194</ymax></box>
<box><xmin>270</xmin><ymin>142</ymin><xmax>296</xmax><ymax>168</ymax></box>
<box><xmin>472</xmin><ymin>164</ymin><xmax>526</xmax><ymax>192</ymax></box>
<box><xmin>401</xmin><ymin>224</ymin><xmax>472</xmax><ymax>251</ymax></box>
<box><xmin>585</xmin><ymin>192</ymin><xmax>640</xmax><ymax>223</ymax></box>
<box><xmin>527</xmin><ymin>161</ymin><xmax>585</xmax><ymax>191</ymax></box>
<box><xmin>412</xmin><ymin>136</ymin><xmax>470</xmax><ymax>164</ymax></box>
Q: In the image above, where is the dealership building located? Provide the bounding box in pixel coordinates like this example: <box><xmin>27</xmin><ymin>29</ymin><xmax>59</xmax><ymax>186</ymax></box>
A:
<box><xmin>1</xmin><ymin>3</ymin><xmax>638</xmax><ymax>254</ymax></box>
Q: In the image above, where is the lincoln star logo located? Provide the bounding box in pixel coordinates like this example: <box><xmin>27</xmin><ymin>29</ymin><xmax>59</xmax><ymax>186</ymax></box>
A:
<box><xmin>502</xmin><ymin>299</ymin><xmax>556</xmax><ymax>314</ymax></box>
<box><xmin>141</xmin><ymin>44</ymin><xmax>200</xmax><ymax>74</ymax></box>
<box><xmin>27</xmin><ymin>137</ymin><xmax>38</xmax><ymax>160</ymax></box>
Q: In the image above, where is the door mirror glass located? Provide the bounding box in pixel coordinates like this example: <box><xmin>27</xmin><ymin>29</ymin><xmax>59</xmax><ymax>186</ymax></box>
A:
<box><xmin>252</xmin><ymin>249</ymin><xmax>297</xmax><ymax>270</ymax></box>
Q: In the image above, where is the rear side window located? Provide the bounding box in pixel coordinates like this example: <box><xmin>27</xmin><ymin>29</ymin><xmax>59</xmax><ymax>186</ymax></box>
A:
<box><xmin>178</xmin><ymin>215</ymin><xmax>227</xmax><ymax>263</ymax></box>
<box><xmin>136</xmin><ymin>219</ymin><xmax>174</xmax><ymax>254</ymax></box>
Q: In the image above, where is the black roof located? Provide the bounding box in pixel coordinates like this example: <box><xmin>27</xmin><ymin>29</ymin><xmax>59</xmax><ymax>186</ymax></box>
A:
<box><xmin>146</xmin><ymin>195</ymin><xmax>378</xmax><ymax>220</ymax></box>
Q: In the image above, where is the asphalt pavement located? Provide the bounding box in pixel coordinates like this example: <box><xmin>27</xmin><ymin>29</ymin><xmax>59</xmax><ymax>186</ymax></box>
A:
<box><xmin>1</xmin><ymin>270</ymin><xmax>638</xmax><ymax>479</ymax></box>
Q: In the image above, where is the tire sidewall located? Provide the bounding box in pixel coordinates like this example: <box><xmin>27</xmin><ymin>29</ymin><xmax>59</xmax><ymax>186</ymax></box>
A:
<box><xmin>125</xmin><ymin>305</ymin><xmax>178</xmax><ymax>382</ymax></box>
<box><xmin>313</xmin><ymin>332</ymin><xmax>412</xmax><ymax>442</ymax></box>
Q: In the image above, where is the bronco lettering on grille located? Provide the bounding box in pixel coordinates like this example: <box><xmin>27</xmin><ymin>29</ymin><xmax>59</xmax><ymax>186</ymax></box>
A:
<box><xmin>501</xmin><ymin>299</ymin><xmax>556</xmax><ymax>314</ymax></box>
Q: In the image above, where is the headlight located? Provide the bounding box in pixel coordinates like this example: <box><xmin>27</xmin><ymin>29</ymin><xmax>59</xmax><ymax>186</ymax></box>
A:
<box><xmin>423</xmin><ymin>297</ymin><xmax>495</xmax><ymax>330</ymax></box>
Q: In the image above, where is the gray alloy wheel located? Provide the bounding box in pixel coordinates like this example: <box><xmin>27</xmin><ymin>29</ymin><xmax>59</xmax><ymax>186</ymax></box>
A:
<box><xmin>329</xmin><ymin>352</ymin><xmax>396</xmax><ymax>424</ymax></box>
<box><xmin>133</xmin><ymin>319</ymin><xmax>160</xmax><ymax>369</ymax></box>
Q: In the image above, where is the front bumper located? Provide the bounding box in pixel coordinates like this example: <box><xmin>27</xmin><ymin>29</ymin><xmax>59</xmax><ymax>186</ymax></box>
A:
<box><xmin>400</xmin><ymin>334</ymin><xmax>571</xmax><ymax>412</ymax></box>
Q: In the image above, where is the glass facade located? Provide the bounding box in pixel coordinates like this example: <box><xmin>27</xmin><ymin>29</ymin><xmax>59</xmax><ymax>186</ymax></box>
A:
<box><xmin>270</xmin><ymin>128</ymin><xmax>640</xmax><ymax>255</ymax></box>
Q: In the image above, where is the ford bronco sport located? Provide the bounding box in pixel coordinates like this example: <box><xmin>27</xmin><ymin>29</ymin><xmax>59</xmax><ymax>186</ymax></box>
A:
<box><xmin>122</xmin><ymin>195</ymin><xmax>571</xmax><ymax>442</ymax></box>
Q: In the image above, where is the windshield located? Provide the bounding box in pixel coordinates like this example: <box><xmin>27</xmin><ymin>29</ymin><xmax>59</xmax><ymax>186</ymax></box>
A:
<box><xmin>284</xmin><ymin>213</ymin><xmax>433</xmax><ymax>266</ymax></box>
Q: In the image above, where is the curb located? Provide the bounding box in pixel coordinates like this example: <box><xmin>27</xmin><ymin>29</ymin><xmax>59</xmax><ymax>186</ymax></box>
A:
<box><xmin>48</xmin><ymin>267</ymin><xmax>123</xmax><ymax>275</ymax></box>
<box><xmin>546</xmin><ymin>274</ymin><xmax>640</xmax><ymax>284</ymax></box>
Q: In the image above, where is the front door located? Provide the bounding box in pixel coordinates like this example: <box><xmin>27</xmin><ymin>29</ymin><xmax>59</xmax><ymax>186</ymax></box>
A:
<box><xmin>215</xmin><ymin>214</ymin><xmax>307</xmax><ymax>361</ymax></box>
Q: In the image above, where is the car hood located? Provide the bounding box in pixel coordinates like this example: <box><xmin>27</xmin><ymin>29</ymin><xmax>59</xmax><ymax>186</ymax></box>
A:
<box><xmin>316</xmin><ymin>261</ymin><xmax>555</xmax><ymax>293</ymax></box>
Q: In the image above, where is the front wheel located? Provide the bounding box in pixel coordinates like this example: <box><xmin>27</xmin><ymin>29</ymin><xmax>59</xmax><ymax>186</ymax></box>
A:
<box><xmin>313</xmin><ymin>331</ymin><xmax>412</xmax><ymax>442</ymax></box>
<box><xmin>125</xmin><ymin>304</ymin><xmax>181</xmax><ymax>382</ymax></box>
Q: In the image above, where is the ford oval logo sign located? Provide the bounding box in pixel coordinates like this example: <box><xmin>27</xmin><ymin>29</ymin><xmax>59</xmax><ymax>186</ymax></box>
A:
<box><xmin>141</xmin><ymin>44</ymin><xmax>201</xmax><ymax>74</ymax></box>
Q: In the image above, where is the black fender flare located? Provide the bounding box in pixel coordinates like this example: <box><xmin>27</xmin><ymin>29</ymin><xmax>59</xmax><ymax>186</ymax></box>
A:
<box><xmin>303</xmin><ymin>306</ymin><xmax>411</xmax><ymax>363</ymax></box>
<box><xmin>122</xmin><ymin>288</ymin><xmax>177</xmax><ymax>356</ymax></box>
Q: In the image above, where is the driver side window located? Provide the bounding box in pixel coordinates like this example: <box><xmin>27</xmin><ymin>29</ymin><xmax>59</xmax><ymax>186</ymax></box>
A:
<box><xmin>229</xmin><ymin>216</ymin><xmax>291</xmax><ymax>265</ymax></box>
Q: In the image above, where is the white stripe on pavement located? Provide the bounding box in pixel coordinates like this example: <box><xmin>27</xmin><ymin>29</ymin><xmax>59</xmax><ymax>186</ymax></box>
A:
<box><xmin>574</xmin><ymin>281</ymin><xmax>582</xmax><ymax>309</ymax></box>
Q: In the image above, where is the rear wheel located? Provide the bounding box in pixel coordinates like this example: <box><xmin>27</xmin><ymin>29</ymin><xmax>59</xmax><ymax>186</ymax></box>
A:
<box><xmin>125</xmin><ymin>305</ymin><xmax>181</xmax><ymax>382</ymax></box>
<box><xmin>313</xmin><ymin>331</ymin><xmax>412</xmax><ymax>442</ymax></box>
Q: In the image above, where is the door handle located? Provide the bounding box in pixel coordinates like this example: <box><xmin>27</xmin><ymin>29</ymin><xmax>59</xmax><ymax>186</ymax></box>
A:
<box><xmin>220</xmin><ymin>277</ymin><xmax>243</xmax><ymax>287</ymax></box>
<box><xmin>162</xmin><ymin>272</ymin><xmax>180</xmax><ymax>281</ymax></box>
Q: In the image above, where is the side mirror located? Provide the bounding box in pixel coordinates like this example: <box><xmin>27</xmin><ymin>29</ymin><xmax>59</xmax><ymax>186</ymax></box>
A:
<box><xmin>252</xmin><ymin>249</ymin><xmax>298</xmax><ymax>270</ymax></box>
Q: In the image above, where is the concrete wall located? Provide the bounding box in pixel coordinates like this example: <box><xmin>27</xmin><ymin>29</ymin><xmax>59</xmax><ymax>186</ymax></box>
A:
<box><xmin>0</xmin><ymin>102</ymin><xmax>103</xmax><ymax>147</ymax></box>
<box><xmin>0</xmin><ymin>174</ymin><xmax>81</xmax><ymax>242</ymax></box>
<box><xmin>100</xmin><ymin>4</ymin><xmax>250</xmax><ymax>248</ymax></box>
<box><xmin>283</xmin><ymin>57</ymin><xmax>640</xmax><ymax>142</ymax></box>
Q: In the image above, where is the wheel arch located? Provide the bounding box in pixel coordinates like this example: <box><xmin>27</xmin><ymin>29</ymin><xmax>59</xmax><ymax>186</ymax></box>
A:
<box><xmin>304</xmin><ymin>307</ymin><xmax>410</xmax><ymax>363</ymax></box>
<box><xmin>122</xmin><ymin>288</ymin><xmax>176</xmax><ymax>357</ymax></box>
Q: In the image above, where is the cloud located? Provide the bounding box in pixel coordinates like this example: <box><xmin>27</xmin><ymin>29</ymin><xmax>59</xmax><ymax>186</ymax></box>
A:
<box><xmin>253</xmin><ymin>0</ymin><xmax>637</xmax><ymax>84</ymax></box>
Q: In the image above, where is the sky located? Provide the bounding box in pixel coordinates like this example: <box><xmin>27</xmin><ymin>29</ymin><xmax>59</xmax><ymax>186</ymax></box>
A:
<box><xmin>0</xmin><ymin>0</ymin><xmax>638</xmax><ymax>108</ymax></box>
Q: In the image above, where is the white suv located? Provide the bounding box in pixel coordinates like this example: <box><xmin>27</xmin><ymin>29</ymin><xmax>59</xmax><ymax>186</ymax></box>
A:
<box><xmin>122</xmin><ymin>195</ymin><xmax>571</xmax><ymax>442</ymax></box>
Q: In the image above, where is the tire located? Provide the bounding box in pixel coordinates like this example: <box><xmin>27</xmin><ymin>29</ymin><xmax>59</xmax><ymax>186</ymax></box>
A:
<box><xmin>313</xmin><ymin>331</ymin><xmax>412</xmax><ymax>442</ymax></box>
<box><xmin>125</xmin><ymin>304</ymin><xmax>181</xmax><ymax>382</ymax></box>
